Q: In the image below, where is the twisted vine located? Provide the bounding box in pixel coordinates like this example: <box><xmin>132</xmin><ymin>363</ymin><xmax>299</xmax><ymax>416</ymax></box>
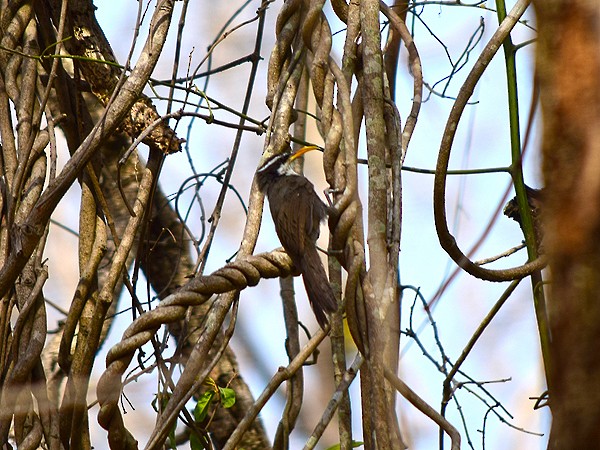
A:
<box><xmin>96</xmin><ymin>249</ymin><xmax>295</xmax><ymax>448</ymax></box>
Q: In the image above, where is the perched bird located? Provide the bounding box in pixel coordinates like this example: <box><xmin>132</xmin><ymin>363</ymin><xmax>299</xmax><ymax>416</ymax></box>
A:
<box><xmin>503</xmin><ymin>186</ymin><xmax>545</xmax><ymax>252</ymax></box>
<box><xmin>256</xmin><ymin>146</ymin><xmax>337</xmax><ymax>328</ymax></box>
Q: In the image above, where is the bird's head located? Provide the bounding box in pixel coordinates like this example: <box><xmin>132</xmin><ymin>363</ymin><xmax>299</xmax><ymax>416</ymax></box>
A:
<box><xmin>256</xmin><ymin>145</ymin><xmax>320</xmax><ymax>179</ymax></box>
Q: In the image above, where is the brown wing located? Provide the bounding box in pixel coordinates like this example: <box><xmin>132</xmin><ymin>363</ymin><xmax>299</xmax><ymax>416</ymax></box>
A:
<box><xmin>271</xmin><ymin>178</ymin><xmax>310</xmax><ymax>259</ymax></box>
<box><xmin>265</xmin><ymin>174</ymin><xmax>336</xmax><ymax>328</ymax></box>
<box><xmin>267</xmin><ymin>174</ymin><xmax>326</xmax><ymax>264</ymax></box>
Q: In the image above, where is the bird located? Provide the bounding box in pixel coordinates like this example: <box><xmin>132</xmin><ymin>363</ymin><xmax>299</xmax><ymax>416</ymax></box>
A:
<box><xmin>256</xmin><ymin>145</ymin><xmax>337</xmax><ymax>328</ymax></box>
<box><xmin>504</xmin><ymin>185</ymin><xmax>545</xmax><ymax>252</ymax></box>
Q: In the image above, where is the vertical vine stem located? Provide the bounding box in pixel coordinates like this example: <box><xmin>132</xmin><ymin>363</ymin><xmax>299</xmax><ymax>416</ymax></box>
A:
<box><xmin>495</xmin><ymin>0</ymin><xmax>552</xmax><ymax>388</ymax></box>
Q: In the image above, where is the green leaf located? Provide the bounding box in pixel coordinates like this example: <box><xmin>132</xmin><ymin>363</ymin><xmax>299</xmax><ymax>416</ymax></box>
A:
<box><xmin>151</xmin><ymin>392</ymin><xmax>171</xmax><ymax>413</ymax></box>
<box><xmin>218</xmin><ymin>387</ymin><xmax>236</xmax><ymax>408</ymax></box>
<box><xmin>167</xmin><ymin>425</ymin><xmax>177</xmax><ymax>449</ymax></box>
<box><xmin>194</xmin><ymin>390</ymin><xmax>215</xmax><ymax>423</ymax></box>
<box><xmin>325</xmin><ymin>441</ymin><xmax>364</xmax><ymax>450</ymax></box>
<box><xmin>190</xmin><ymin>430</ymin><xmax>208</xmax><ymax>450</ymax></box>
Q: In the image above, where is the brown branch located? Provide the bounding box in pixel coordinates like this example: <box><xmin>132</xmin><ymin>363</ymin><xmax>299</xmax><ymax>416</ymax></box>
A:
<box><xmin>141</xmin><ymin>177</ymin><xmax>270</xmax><ymax>449</ymax></box>
<box><xmin>384</xmin><ymin>367</ymin><xmax>461</xmax><ymax>450</ymax></box>
<box><xmin>305</xmin><ymin>354</ymin><xmax>364</xmax><ymax>450</ymax></box>
<box><xmin>195</xmin><ymin>0</ymin><xmax>269</xmax><ymax>275</ymax></box>
<box><xmin>223</xmin><ymin>326</ymin><xmax>328</xmax><ymax>450</ymax></box>
<box><xmin>379</xmin><ymin>1</ymin><xmax>423</xmax><ymax>154</ymax></box>
<box><xmin>360</xmin><ymin>0</ymin><xmax>403</xmax><ymax>447</ymax></box>
<box><xmin>47</xmin><ymin>0</ymin><xmax>182</xmax><ymax>155</ymax></box>
<box><xmin>442</xmin><ymin>278</ymin><xmax>523</xmax><ymax>405</ymax></box>
<box><xmin>0</xmin><ymin>0</ymin><xmax>177</xmax><ymax>298</ymax></box>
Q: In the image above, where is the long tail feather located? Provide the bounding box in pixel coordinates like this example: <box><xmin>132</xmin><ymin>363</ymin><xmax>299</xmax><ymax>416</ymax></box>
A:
<box><xmin>300</xmin><ymin>245</ymin><xmax>337</xmax><ymax>328</ymax></box>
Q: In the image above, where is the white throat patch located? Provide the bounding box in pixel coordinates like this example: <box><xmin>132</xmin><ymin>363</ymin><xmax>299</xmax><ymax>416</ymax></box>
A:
<box><xmin>277</xmin><ymin>163</ymin><xmax>298</xmax><ymax>177</ymax></box>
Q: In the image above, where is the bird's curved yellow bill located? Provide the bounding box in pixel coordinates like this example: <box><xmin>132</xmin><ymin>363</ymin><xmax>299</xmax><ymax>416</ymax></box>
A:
<box><xmin>289</xmin><ymin>145</ymin><xmax>321</xmax><ymax>161</ymax></box>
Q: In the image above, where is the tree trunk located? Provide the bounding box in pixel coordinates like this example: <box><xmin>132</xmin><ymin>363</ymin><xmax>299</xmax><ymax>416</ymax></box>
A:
<box><xmin>534</xmin><ymin>1</ymin><xmax>600</xmax><ymax>447</ymax></box>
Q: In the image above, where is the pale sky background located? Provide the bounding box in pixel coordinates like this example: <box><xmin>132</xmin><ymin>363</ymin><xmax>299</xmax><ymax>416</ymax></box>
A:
<box><xmin>43</xmin><ymin>1</ymin><xmax>550</xmax><ymax>449</ymax></box>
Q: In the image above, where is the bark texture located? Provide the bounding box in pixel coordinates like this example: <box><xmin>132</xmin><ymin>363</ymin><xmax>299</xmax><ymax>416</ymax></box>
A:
<box><xmin>534</xmin><ymin>1</ymin><xmax>600</xmax><ymax>447</ymax></box>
